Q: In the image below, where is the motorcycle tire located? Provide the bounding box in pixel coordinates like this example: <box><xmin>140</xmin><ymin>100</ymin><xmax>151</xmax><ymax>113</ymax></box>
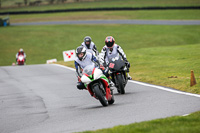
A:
<box><xmin>116</xmin><ymin>74</ymin><xmax>125</xmax><ymax>94</ymax></box>
<box><xmin>93</xmin><ymin>84</ymin><xmax>108</xmax><ymax>106</ymax></box>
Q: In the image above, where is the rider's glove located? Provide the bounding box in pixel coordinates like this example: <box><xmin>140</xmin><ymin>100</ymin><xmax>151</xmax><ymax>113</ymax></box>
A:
<box><xmin>103</xmin><ymin>67</ymin><xmax>109</xmax><ymax>77</ymax></box>
<box><xmin>104</xmin><ymin>67</ymin><xmax>109</xmax><ymax>73</ymax></box>
<box><xmin>100</xmin><ymin>65</ymin><xmax>105</xmax><ymax>71</ymax></box>
<box><xmin>78</xmin><ymin>76</ymin><xmax>81</xmax><ymax>82</ymax></box>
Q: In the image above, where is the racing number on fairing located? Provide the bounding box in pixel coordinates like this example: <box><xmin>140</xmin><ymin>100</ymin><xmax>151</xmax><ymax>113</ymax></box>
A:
<box><xmin>109</xmin><ymin>63</ymin><xmax>115</xmax><ymax>68</ymax></box>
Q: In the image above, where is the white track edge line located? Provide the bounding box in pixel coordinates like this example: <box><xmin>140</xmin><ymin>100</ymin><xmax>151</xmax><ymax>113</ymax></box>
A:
<box><xmin>52</xmin><ymin>63</ymin><xmax>200</xmax><ymax>98</ymax></box>
<box><xmin>129</xmin><ymin>80</ymin><xmax>200</xmax><ymax>98</ymax></box>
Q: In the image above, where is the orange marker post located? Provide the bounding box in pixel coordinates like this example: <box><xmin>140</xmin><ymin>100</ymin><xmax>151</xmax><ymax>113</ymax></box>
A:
<box><xmin>190</xmin><ymin>70</ymin><xmax>197</xmax><ymax>87</ymax></box>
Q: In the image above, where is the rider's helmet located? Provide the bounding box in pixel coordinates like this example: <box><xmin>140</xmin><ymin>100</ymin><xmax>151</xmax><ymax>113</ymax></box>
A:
<box><xmin>76</xmin><ymin>46</ymin><xmax>87</xmax><ymax>61</ymax></box>
<box><xmin>105</xmin><ymin>36</ymin><xmax>115</xmax><ymax>48</ymax></box>
<box><xmin>19</xmin><ymin>48</ymin><xmax>23</xmax><ymax>52</ymax></box>
<box><xmin>19</xmin><ymin>48</ymin><xmax>24</xmax><ymax>54</ymax></box>
<box><xmin>84</xmin><ymin>36</ymin><xmax>92</xmax><ymax>48</ymax></box>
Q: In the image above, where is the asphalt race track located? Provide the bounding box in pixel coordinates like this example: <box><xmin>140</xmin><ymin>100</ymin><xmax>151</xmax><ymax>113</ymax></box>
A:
<box><xmin>0</xmin><ymin>64</ymin><xmax>200</xmax><ymax>133</ymax></box>
<box><xmin>11</xmin><ymin>20</ymin><xmax>200</xmax><ymax>26</ymax></box>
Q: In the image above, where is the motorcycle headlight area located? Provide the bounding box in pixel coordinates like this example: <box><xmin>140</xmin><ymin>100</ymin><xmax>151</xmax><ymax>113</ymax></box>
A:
<box><xmin>81</xmin><ymin>75</ymin><xmax>92</xmax><ymax>84</ymax></box>
<box><xmin>93</xmin><ymin>68</ymin><xmax>103</xmax><ymax>80</ymax></box>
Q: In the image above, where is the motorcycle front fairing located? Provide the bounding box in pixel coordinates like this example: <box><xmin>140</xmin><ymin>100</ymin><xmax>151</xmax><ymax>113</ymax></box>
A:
<box><xmin>108</xmin><ymin>56</ymin><xmax>128</xmax><ymax>92</ymax></box>
<box><xmin>17</xmin><ymin>55</ymin><xmax>25</xmax><ymax>65</ymax></box>
<box><xmin>81</xmin><ymin>65</ymin><xmax>111</xmax><ymax>100</ymax></box>
<box><xmin>108</xmin><ymin>56</ymin><xmax>126</xmax><ymax>72</ymax></box>
<box><xmin>81</xmin><ymin>65</ymin><xmax>109</xmax><ymax>85</ymax></box>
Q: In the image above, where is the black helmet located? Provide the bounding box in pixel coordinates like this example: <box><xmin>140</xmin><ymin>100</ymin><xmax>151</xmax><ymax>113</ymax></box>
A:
<box><xmin>76</xmin><ymin>46</ymin><xmax>87</xmax><ymax>61</ymax></box>
<box><xmin>84</xmin><ymin>36</ymin><xmax>92</xmax><ymax>48</ymax></box>
<box><xmin>105</xmin><ymin>36</ymin><xmax>115</xmax><ymax>48</ymax></box>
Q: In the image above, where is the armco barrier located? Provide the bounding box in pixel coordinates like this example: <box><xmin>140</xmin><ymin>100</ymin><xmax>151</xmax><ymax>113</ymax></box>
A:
<box><xmin>0</xmin><ymin>6</ymin><xmax>200</xmax><ymax>15</ymax></box>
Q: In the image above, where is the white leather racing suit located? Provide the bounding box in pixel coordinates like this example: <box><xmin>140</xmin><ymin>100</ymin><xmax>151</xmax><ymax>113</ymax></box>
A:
<box><xmin>81</xmin><ymin>41</ymin><xmax>99</xmax><ymax>56</ymax></box>
<box><xmin>75</xmin><ymin>52</ymin><xmax>99</xmax><ymax>78</ymax></box>
<box><xmin>100</xmin><ymin>44</ymin><xmax>128</xmax><ymax>66</ymax></box>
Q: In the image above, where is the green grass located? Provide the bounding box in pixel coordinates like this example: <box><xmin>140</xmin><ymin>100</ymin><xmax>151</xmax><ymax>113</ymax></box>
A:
<box><xmin>80</xmin><ymin>111</ymin><xmax>200</xmax><ymax>133</ymax></box>
<box><xmin>130</xmin><ymin>44</ymin><xmax>200</xmax><ymax>94</ymax></box>
<box><xmin>0</xmin><ymin>24</ymin><xmax>200</xmax><ymax>94</ymax></box>
<box><xmin>2</xmin><ymin>10</ymin><xmax>200</xmax><ymax>24</ymax></box>
<box><xmin>1</xmin><ymin>0</ymin><xmax>200</xmax><ymax>12</ymax></box>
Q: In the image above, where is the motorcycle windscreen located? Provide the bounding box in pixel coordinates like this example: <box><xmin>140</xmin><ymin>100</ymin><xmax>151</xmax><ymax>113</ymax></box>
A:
<box><xmin>82</xmin><ymin>65</ymin><xmax>94</xmax><ymax>76</ymax></box>
<box><xmin>81</xmin><ymin>75</ymin><xmax>91</xmax><ymax>84</ymax></box>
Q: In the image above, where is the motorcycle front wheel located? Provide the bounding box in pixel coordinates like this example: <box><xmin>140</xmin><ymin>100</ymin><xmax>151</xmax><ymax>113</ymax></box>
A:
<box><xmin>116</xmin><ymin>74</ymin><xmax>125</xmax><ymax>94</ymax></box>
<box><xmin>93</xmin><ymin>84</ymin><xmax>108</xmax><ymax>106</ymax></box>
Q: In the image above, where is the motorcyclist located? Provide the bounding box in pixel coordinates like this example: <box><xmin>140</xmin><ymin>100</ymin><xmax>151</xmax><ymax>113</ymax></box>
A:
<box><xmin>100</xmin><ymin>36</ymin><xmax>132</xmax><ymax>80</ymax></box>
<box><xmin>75</xmin><ymin>46</ymin><xmax>100</xmax><ymax>90</ymax></box>
<box><xmin>16</xmin><ymin>48</ymin><xmax>26</xmax><ymax>62</ymax></box>
<box><xmin>81</xmin><ymin>36</ymin><xmax>99</xmax><ymax>56</ymax></box>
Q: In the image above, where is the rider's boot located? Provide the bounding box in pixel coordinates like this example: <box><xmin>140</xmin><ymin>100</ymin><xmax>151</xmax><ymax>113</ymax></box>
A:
<box><xmin>109</xmin><ymin>79</ymin><xmax>115</xmax><ymax>87</ymax></box>
<box><xmin>127</xmin><ymin>73</ymin><xmax>132</xmax><ymax>80</ymax></box>
<box><xmin>77</xmin><ymin>82</ymin><xmax>86</xmax><ymax>90</ymax></box>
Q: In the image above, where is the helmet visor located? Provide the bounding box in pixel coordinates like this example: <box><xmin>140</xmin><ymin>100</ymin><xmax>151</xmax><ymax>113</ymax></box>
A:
<box><xmin>85</xmin><ymin>41</ymin><xmax>90</xmax><ymax>45</ymax></box>
<box><xmin>78</xmin><ymin>53</ymin><xmax>84</xmax><ymax>58</ymax></box>
<box><xmin>106</xmin><ymin>41</ymin><xmax>114</xmax><ymax>48</ymax></box>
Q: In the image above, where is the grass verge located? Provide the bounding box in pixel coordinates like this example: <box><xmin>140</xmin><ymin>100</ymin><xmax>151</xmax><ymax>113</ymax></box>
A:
<box><xmin>2</xmin><ymin>10</ymin><xmax>200</xmax><ymax>23</ymax></box>
<box><xmin>80</xmin><ymin>111</ymin><xmax>200</xmax><ymax>133</ymax></box>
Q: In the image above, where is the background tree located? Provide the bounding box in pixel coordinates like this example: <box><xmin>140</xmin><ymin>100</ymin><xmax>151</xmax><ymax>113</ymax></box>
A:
<box><xmin>24</xmin><ymin>0</ymin><xmax>28</xmax><ymax>6</ymax></box>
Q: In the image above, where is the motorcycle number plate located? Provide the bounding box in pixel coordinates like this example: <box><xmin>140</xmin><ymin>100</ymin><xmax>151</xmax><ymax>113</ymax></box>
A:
<box><xmin>109</xmin><ymin>63</ymin><xmax>115</xmax><ymax>68</ymax></box>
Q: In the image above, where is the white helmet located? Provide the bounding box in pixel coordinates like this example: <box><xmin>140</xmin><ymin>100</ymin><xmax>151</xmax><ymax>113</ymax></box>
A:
<box><xmin>19</xmin><ymin>48</ymin><xmax>24</xmax><ymax>52</ymax></box>
<box><xmin>76</xmin><ymin>46</ymin><xmax>86</xmax><ymax>61</ymax></box>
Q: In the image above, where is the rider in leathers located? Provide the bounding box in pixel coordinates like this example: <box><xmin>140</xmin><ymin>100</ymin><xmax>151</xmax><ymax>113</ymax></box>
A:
<box><xmin>16</xmin><ymin>48</ymin><xmax>26</xmax><ymax>62</ymax></box>
<box><xmin>75</xmin><ymin>46</ymin><xmax>100</xmax><ymax>90</ymax></box>
<box><xmin>81</xmin><ymin>36</ymin><xmax>99</xmax><ymax>56</ymax></box>
<box><xmin>100</xmin><ymin>36</ymin><xmax>132</xmax><ymax>80</ymax></box>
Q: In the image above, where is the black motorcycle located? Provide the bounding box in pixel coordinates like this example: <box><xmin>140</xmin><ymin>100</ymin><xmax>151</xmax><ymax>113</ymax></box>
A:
<box><xmin>108</xmin><ymin>56</ymin><xmax>128</xmax><ymax>94</ymax></box>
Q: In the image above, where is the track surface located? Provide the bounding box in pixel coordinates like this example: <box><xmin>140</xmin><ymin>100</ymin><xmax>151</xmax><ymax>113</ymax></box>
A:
<box><xmin>0</xmin><ymin>64</ymin><xmax>200</xmax><ymax>133</ymax></box>
<box><xmin>11</xmin><ymin>20</ymin><xmax>200</xmax><ymax>26</ymax></box>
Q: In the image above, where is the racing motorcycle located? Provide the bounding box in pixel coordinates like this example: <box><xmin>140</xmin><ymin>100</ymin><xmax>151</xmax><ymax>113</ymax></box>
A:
<box><xmin>17</xmin><ymin>55</ymin><xmax>25</xmax><ymax>65</ymax></box>
<box><xmin>108</xmin><ymin>56</ymin><xmax>128</xmax><ymax>94</ymax></box>
<box><xmin>81</xmin><ymin>65</ymin><xmax>114</xmax><ymax>106</ymax></box>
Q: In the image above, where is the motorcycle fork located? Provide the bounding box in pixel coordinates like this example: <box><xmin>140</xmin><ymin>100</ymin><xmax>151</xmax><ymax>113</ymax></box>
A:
<box><xmin>122</xmin><ymin>71</ymin><xmax>126</xmax><ymax>84</ymax></box>
<box><xmin>114</xmin><ymin>73</ymin><xmax>120</xmax><ymax>87</ymax></box>
<box><xmin>124</xmin><ymin>71</ymin><xmax>129</xmax><ymax>85</ymax></box>
<box><xmin>110</xmin><ymin>73</ymin><xmax>115</xmax><ymax>83</ymax></box>
<box><xmin>114</xmin><ymin>72</ymin><xmax>126</xmax><ymax>86</ymax></box>
<box><xmin>100</xmin><ymin>78</ymin><xmax>112</xmax><ymax>100</ymax></box>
